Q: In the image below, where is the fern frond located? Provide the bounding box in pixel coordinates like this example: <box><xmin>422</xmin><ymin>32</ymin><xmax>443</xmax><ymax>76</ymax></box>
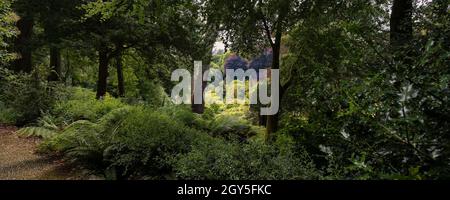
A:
<box><xmin>16</xmin><ymin>127</ymin><xmax>58</xmax><ymax>139</ymax></box>
<box><xmin>39</xmin><ymin>115</ymin><xmax>59</xmax><ymax>130</ymax></box>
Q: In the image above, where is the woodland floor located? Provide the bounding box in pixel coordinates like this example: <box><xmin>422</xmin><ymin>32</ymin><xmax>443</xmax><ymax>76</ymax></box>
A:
<box><xmin>0</xmin><ymin>124</ymin><xmax>94</xmax><ymax>180</ymax></box>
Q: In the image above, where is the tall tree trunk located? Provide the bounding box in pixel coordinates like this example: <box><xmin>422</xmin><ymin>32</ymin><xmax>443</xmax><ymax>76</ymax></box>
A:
<box><xmin>191</xmin><ymin>29</ymin><xmax>217</xmax><ymax>114</ymax></box>
<box><xmin>264</xmin><ymin>1</ymin><xmax>290</xmax><ymax>139</ymax></box>
<box><xmin>96</xmin><ymin>46</ymin><xmax>109</xmax><ymax>99</ymax></box>
<box><xmin>265</xmin><ymin>30</ymin><xmax>282</xmax><ymax>138</ymax></box>
<box><xmin>191</xmin><ymin>62</ymin><xmax>209</xmax><ymax>114</ymax></box>
<box><xmin>390</xmin><ymin>0</ymin><xmax>413</xmax><ymax>47</ymax></box>
<box><xmin>48</xmin><ymin>47</ymin><xmax>61</xmax><ymax>81</ymax></box>
<box><xmin>116</xmin><ymin>53</ymin><xmax>125</xmax><ymax>97</ymax></box>
<box><xmin>13</xmin><ymin>17</ymin><xmax>33</xmax><ymax>73</ymax></box>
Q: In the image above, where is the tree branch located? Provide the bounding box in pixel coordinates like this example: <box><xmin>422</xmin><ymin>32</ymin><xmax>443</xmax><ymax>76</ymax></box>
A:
<box><xmin>258</xmin><ymin>0</ymin><xmax>274</xmax><ymax>48</ymax></box>
<box><xmin>262</xmin><ymin>16</ymin><xmax>274</xmax><ymax>48</ymax></box>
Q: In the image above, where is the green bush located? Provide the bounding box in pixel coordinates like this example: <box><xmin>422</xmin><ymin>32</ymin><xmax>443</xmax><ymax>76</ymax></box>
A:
<box><xmin>0</xmin><ymin>68</ymin><xmax>67</xmax><ymax>125</ymax></box>
<box><xmin>138</xmin><ymin>80</ymin><xmax>169</xmax><ymax>106</ymax></box>
<box><xmin>50</xmin><ymin>87</ymin><xmax>125</xmax><ymax>125</ymax></box>
<box><xmin>208</xmin><ymin>113</ymin><xmax>265</xmax><ymax>141</ymax></box>
<box><xmin>0</xmin><ymin>101</ymin><xmax>18</xmax><ymax>124</ymax></box>
<box><xmin>106</xmin><ymin>107</ymin><xmax>201</xmax><ymax>178</ymax></box>
<box><xmin>158</xmin><ymin>105</ymin><xmax>210</xmax><ymax>130</ymax></box>
<box><xmin>172</xmin><ymin>134</ymin><xmax>320</xmax><ymax>180</ymax></box>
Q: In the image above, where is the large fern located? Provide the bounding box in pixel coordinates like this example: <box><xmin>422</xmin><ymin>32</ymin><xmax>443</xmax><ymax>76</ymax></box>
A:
<box><xmin>16</xmin><ymin>126</ymin><xmax>58</xmax><ymax>139</ymax></box>
<box><xmin>39</xmin><ymin>106</ymin><xmax>134</xmax><ymax>165</ymax></box>
<box><xmin>16</xmin><ymin>114</ymin><xmax>60</xmax><ymax>139</ymax></box>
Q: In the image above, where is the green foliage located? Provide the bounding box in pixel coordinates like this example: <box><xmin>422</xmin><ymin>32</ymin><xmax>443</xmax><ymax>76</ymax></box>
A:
<box><xmin>0</xmin><ymin>101</ymin><xmax>18</xmax><ymax>124</ymax></box>
<box><xmin>37</xmin><ymin>100</ymin><xmax>318</xmax><ymax>180</ymax></box>
<box><xmin>106</xmin><ymin>107</ymin><xmax>201</xmax><ymax>178</ymax></box>
<box><xmin>136</xmin><ymin>80</ymin><xmax>168</xmax><ymax>106</ymax></box>
<box><xmin>39</xmin><ymin>105</ymin><xmax>202</xmax><ymax>179</ymax></box>
<box><xmin>172</xmin><ymin>134</ymin><xmax>319</xmax><ymax>180</ymax></box>
<box><xmin>157</xmin><ymin>105</ymin><xmax>203</xmax><ymax>127</ymax></box>
<box><xmin>3</xmin><ymin>0</ymin><xmax>449</xmax><ymax>181</ymax></box>
<box><xmin>39</xmin><ymin>106</ymin><xmax>134</xmax><ymax>166</ymax></box>
<box><xmin>0</xmin><ymin>0</ymin><xmax>17</xmax><ymax>66</ymax></box>
<box><xmin>50</xmin><ymin>87</ymin><xmax>125</xmax><ymax>125</ymax></box>
<box><xmin>278</xmin><ymin>1</ymin><xmax>450</xmax><ymax>179</ymax></box>
<box><xmin>208</xmin><ymin>114</ymin><xmax>263</xmax><ymax>141</ymax></box>
<box><xmin>0</xmin><ymin>68</ymin><xmax>67</xmax><ymax>125</ymax></box>
<box><xmin>16</xmin><ymin>126</ymin><xmax>57</xmax><ymax>139</ymax></box>
<box><xmin>15</xmin><ymin>114</ymin><xmax>61</xmax><ymax>139</ymax></box>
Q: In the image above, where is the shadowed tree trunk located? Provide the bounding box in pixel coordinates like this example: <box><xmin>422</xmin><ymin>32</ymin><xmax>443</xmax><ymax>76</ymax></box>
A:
<box><xmin>263</xmin><ymin>0</ymin><xmax>290</xmax><ymax>139</ymax></box>
<box><xmin>116</xmin><ymin>53</ymin><xmax>125</xmax><ymax>97</ymax></box>
<box><xmin>265</xmin><ymin>27</ymin><xmax>283</xmax><ymax>138</ymax></box>
<box><xmin>96</xmin><ymin>45</ymin><xmax>109</xmax><ymax>99</ymax></box>
<box><xmin>13</xmin><ymin>17</ymin><xmax>34</xmax><ymax>73</ymax></box>
<box><xmin>44</xmin><ymin>2</ymin><xmax>62</xmax><ymax>82</ymax></box>
<box><xmin>48</xmin><ymin>47</ymin><xmax>61</xmax><ymax>81</ymax></box>
<box><xmin>259</xmin><ymin>114</ymin><xmax>267</xmax><ymax>126</ymax></box>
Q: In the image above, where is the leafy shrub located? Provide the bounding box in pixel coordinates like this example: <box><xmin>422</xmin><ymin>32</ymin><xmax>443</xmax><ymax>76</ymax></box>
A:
<box><xmin>172</xmin><ymin>134</ymin><xmax>320</xmax><ymax>180</ymax></box>
<box><xmin>0</xmin><ymin>101</ymin><xmax>18</xmax><ymax>124</ymax></box>
<box><xmin>137</xmin><ymin>80</ymin><xmax>169</xmax><ymax>106</ymax></box>
<box><xmin>0</xmin><ymin>0</ymin><xmax>17</xmax><ymax>66</ymax></box>
<box><xmin>106</xmin><ymin>107</ymin><xmax>202</xmax><ymax>178</ymax></box>
<box><xmin>50</xmin><ymin>87</ymin><xmax>125</xmax><ymax>125</ymax></box>
<box><xmin>0</xmin><ymin>68</ymin><xmax>67</xmax><ymax>125</ymax></box>
<box><xmin>209</xmin><ymin>114</ymin><xmax>264</xmax><ymax>141</ymax></box>
<box><xmin>158</xmin><ymin>105</ymin><xmax>210</xmax><ymax>131</ymax></box>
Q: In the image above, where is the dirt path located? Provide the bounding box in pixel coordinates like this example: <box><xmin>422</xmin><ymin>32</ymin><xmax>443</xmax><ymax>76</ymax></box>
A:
<box><xmin>0</xmin><ymin>125</ymin><xmax>89</xmax><ymax>180</ymax></box>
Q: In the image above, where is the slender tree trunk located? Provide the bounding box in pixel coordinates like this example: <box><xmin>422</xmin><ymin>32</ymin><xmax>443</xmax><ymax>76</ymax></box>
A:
<box><xmin>390</xmin><ymin>0</ymin><xmax>413</xmax><ymax>47</ymax></box>
<box><xmin>191</xmin><ymin>29</ymin><xmax>217</xmax><ymax>114</ymax></box>
<box><xmin>191</xmin><ymin>62</ymin><xmax>209</xmax><ymax>114</ymax></box>
<box><xmin>264</xmin><ymin>1</ymin><xmax>290</xmax><ymax>139</ymax></box>
<box><xmin>48</xmin><ymin>47</ymin><xmax>61</xmax><ymax>81</ymax></box>
<box><xmin>259</xmin><ymin>114</ymin><xmax>267</xmax><ymax>126</ymax></box>
<box><xmin>96</xmin><ymin>46</ymin><xmax>109</xmax><ymax>99</ymax></box>
<box><xmin>266</xmin><ymin>31</ymin><xmax>282</xmax><ymax>138</ymax></box>
<box><xmin>64</xmin><ymin>51</ymin><xmax>72</xmax><ymax>86</ymax></box>
<box><xmin>257</xmin><ymin>65</ymin><xmax>267</xmax><ymax>127</ymax></box>
<box><xmin>116</xmin><ymin>53</ymin><xmax>125</xmax><ymax>97</ymax></box>
<box><xmin>13</xmin><ymin>17</ymin><xmax>33</xmax><ymax>73</ymax></box>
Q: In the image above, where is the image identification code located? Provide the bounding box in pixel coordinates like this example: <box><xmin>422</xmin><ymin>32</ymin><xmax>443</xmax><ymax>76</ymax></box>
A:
<box><xmin>177</xmin><ymin>184</ymin><xmax>272</xmax><ymax>198</ymax></box>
